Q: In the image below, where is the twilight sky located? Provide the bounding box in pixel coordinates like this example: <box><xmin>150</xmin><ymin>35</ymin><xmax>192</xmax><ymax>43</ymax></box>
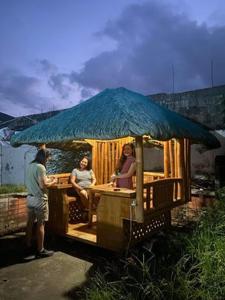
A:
<box><xmin>1</xmin><ymin>0</ymin><xmax>225</xmax><ymax>117</ymax></box>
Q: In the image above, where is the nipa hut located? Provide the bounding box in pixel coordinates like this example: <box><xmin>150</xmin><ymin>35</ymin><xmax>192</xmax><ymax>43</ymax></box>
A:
<box><xmin>11</xmin><ymin>87</ymin><xmax>220</xmax><ymax>251</ymax></box>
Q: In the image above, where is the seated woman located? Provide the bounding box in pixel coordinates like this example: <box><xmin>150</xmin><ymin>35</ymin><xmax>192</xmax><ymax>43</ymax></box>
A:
<box><xmin>111</xmin><ymin>143</ymin><xmax>136</xmax><ymax>189</ymax></box>
<box><xmin>70</xmin><ymin>156</ymin><xmax>96</xmax><ymax>208</ymax></box>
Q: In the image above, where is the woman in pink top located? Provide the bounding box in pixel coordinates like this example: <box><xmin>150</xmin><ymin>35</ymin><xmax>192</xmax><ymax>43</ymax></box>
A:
<box><xmin>111</xmin><ymin>143</ymin><xmax>136</xmax><ymax>189</ymax></box>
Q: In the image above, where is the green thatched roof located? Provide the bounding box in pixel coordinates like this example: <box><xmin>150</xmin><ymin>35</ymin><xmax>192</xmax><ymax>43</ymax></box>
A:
<box><xmin>10</xmin><ymin>87</ymin><xmax>220</xmax><ymax>149</ymax></box>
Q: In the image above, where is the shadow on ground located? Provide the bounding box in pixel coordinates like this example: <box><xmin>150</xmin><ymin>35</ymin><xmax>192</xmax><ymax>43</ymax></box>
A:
<box><xmin>0</xmin><ymin>231</ymin><xmax>116</xmax><ymax>299</ymax></box>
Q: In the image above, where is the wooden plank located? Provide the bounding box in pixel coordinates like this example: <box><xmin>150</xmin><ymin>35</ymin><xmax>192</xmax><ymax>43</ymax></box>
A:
<box><xmin>97</xmin><ymin>194</ymin><xmax>131</xmax><ymax>251</ymax></box>
<box><xmin>67</xmin><ymin>223</ymin><xmax>97</xmax><ymax>243</ymax></box>
<box><xmin>88</xmin><ymin>184</ymin><xmax>136</xmax><ymax>197</ymax></box>
<box><xmin>48</xmin><ymin>188</ymin><xmax>69</xmax><ymax>234</ymax></box>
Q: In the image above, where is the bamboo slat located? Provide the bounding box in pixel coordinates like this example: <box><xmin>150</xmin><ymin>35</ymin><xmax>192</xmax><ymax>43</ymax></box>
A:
<box><xmin>163</xmin><ymin>141</ymin><xmax>169</xmax><ymax>178</ymax></box>
<box><xmin>111</xmin><ymin>142</ymin><xmax>115</xmax><ymax>174</ymax></box>
<box><xmin>185</xmin><ymin>138</ymin><xmax>191</xmax><ymax>202</ymax></box>
<box><xmin>99</xmin><ymin>142</ymin><xmax>102</xmax><ymax>183</ymax></box>
<box><xmin>179</xmin><ymin>139</ymin><xmax>185</xmax><ymax>201</ymax></box>
<box><xmin>169</xmin><ymin>140</ymin><xmax>175</xmax><ymax>177</ymax></box>
<box><xmin>135</xmin><ymin>136</ymin><xmax>144</xmax><ymax>223</ymax></box>
<box><xmin>104</xmin><ymin>143</ymin><xmax>108</xmax><ymax>183</ymax></box>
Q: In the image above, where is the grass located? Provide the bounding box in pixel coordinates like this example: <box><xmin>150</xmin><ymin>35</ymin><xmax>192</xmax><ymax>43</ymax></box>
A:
<box><xmin>81</xmin><ymin>188</ymin><xmax>225</xmax><ymax>300</ymax></box>
<box><xmin>0</xmin><ymin>184</ymin><xmax>27</xmax><ymax>194</ymax></box>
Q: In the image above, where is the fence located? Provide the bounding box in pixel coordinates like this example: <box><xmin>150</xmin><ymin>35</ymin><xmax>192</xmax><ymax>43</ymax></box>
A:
<box><xmin>0</xmin><ymin>193</ymin><xmax>27</xmax><ymax>236</ymax></box>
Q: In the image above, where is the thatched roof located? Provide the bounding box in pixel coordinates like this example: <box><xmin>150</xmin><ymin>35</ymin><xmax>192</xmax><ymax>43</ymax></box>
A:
<box><xmin>0</xmin><ymin>110</ymin><xmax>61</xmax><ymax>130</ymax></box>
<box><xmin>10</xmin><ymin>87</ymin><xmax>220</xmax><ymax>149</ymax></box>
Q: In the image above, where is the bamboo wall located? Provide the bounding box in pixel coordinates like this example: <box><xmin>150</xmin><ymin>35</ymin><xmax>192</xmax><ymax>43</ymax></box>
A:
<box><xmin>85</xmin><ymin>137</ymin><xmax>133</xmax><ymax>184</ymax></box>
<box><xmin>86</xmin><ymin>137</ymin><xmax>191</xmax><ymax>202</ymax></box>
<box><xmin>163</xmin><ymin>138</ymin><xmax>191</xmax><ymax>202</ymax></box>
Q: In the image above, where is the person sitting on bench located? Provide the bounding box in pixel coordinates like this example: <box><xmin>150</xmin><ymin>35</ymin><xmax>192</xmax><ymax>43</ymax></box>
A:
<box><xmin>70</xmin><ymin>156</ymin><xmax>96</xmax><ymax>208</ymax></box>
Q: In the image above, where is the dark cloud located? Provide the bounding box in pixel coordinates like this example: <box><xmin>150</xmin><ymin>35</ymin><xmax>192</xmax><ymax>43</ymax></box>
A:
<box><xmin>34</xmin><ymin>59</ymin><xmax>58</xmax><ymax>75</ymax></box>
<box><xmin>48</xmin><ymin>73</ymin><xmax>72</xmax><ymax>99</ymax></box>
<box><xmin>80</xmin><ymin>87</ymin><xmax>96</xmax><ymax>100</ymax></box>
<box><xmin>69</xmin><ymin>1</ymin><xmax>225</xmax><ymax>94</ymax></box>
<box><xmin>0</xmin><ymin>69</ymin><xmax>50</xmax><ymax>114</ymax></box>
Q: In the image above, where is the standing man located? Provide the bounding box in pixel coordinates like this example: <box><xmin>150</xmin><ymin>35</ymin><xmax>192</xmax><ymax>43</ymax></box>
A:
<box><xmin>25</xmin><ymin>148</ymin><xmax>57</xmax><ymax>258</ymax></box>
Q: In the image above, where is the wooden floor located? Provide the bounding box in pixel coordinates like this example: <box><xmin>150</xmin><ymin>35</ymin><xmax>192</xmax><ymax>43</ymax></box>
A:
<box><xmin>66</xmin><ymin>222</ymin><xmax>97</xmax><ymax>244</ymax></box>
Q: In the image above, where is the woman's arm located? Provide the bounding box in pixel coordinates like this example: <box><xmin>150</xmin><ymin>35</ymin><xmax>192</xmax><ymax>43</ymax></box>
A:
<box><xmin>70</xmin><ymin>175</ymin><xmax>83</xmax><ymax>191</ymax></box>
<box><xmin>90</xmin><ymin>171</ymin><xmax>97</xmax><ymax>186</ymax></box>
<box><xmin>115</xmin><ymin>162</ymin><xmax>136</xmax><ymax>179</ymax></box>
<box><xmin>41</xmin><ymin>175</ymin><xmax>57</xmax><ymax>188</ymax></box>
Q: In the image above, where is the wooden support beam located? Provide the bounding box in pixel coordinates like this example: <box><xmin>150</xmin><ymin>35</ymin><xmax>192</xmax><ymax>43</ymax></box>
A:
<box><xmin>163</xmin><ymin>141</ymin><xmax>169</xmax><ymax>178</ymax></box>
<box><xmin>135</xmin><ymin>136</ymin><xmax>144</xmax><ymax>223</ymax></box>
<box><xmin>169</xmin><ymin>140</ymin><xmax>175</xmax><ymax>177</ymax></box>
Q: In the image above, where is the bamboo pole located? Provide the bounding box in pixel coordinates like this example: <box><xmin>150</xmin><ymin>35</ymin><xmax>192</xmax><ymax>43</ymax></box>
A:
<box><xmin>185</xmin><ymin>139</ymin><xmax>191</xmax><ymax>202</ymax></box>
<box><xmin>98</xmin><ymin>142</ymin><xmax>103</xmax><ymax>184</ymax></box>
<box><xmin>180</xmin><ymin>138</ymin><xmax>185</xmax><ymax>177</ymax></box>
<box><xmin>107</xmin><ymin>142</ymin><xmax>112</xmax><ymax>182</ymax></box>
<box><xmin>104</xmin><ymin>143</ymin><xmax>108</xmax><ymax>183</ymax></box>
<box><xmin>169</xmin><ymin>140</ymin><xmax>175</xmax><ymax>177</ymax></box>
<box><xmin>178</xmin><ymin>139</ymin><xmax>185</xmax><ymax>201</ymax></box>
<box><xmin>174</xmin><ymin>140</ymin><xmax>177</xmax><ymax>177</ymax></box>
<box><xmin>111</xmin><ymin>142</ymin><xmax>115</xmax><ymax>174</ymax></box>
<box><xmin>116</xmin><ymin>141</ymin><xmax>120</xmax><ymax>166</ymax></box>
<box><xmin>164</xmin><ymin>141</ymin><xmax>169</xmax><ymax>178</ymax></box>
<box><xmin>135</xmin><ymin>136</ymin><xmax>144</xmax><ymax>223</ymax></box>
<box><xmin>91</xmin><ymin>142</ymin><xmax>97</xmax><ymax>183</ymax></box>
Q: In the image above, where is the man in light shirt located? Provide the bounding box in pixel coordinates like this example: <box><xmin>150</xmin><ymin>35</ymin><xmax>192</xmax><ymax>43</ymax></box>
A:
<box><xmin>25</xmin><ymin>149</ymin><xmax>57</xmax><ymax>258</ymax></box>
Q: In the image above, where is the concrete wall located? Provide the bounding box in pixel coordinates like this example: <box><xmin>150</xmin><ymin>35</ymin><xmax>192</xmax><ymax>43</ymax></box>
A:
<box><xmin>143</xmin><ymin>146</ymin><xmax>163</xmax><ymax>172</ymax></box>
<box><xmin>143</xmin><ymin>131</ymin><xmax>225</xmax><ymax>177</ymax></box>
<box><xmin>191</xmin><ymin>131</ymin><xmax>225</xmax><ymax>176</ymax></box>
<box><xmin>149</xmin><ymin>85</ymin><xmax>225</xmax><ymax>130</ymax></box>
<box><xmin>0</xmin><ymin>143</ymin><xmax>36</xmax><ymax>185</ymax></box>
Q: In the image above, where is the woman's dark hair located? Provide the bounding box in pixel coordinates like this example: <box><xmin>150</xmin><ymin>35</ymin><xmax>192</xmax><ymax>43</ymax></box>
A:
<box><xmin>116</xmin><ymin>143</ymin><xmax>135</xmax><ymax>172</ymax></box>
<box><xmin>79</xmin><ymin>156</ymin><xmax>92</xmax><ymax>170</ymax></box>
<box><xmin>32</xmin><ymin>149</ymin><xmax>51</xmax><ymax>166</ymax></box>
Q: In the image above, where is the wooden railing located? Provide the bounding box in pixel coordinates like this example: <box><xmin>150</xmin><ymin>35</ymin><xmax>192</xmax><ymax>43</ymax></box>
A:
<box><xmin>48</xmin><ymin>173</ymin><xmax>184</xmax><ymax>217</ymax></box>
<box><xmin>143</xmin><ymin>178</ymin><xmax>184</xmax><ymax>213</ymax></box>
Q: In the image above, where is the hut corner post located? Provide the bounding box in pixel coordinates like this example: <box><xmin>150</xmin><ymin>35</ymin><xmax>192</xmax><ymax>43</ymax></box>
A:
<box><xmin>135</xmin><ymin>136</ymin><xmax>144</xmax><ymax>223</ymax></box>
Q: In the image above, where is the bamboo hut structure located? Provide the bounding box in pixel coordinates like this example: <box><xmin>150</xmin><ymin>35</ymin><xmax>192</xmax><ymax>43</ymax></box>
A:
<box><xmin>11</xmin><ymin>87</ymin><xmax>220</xmax><ymax>251</ymax></box>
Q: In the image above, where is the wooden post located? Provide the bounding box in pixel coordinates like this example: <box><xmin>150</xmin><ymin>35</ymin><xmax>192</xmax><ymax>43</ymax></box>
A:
<box><xmin>169</xmin><ymin>140</ymin><xmax>175</xmax><ymax>177</ymax></box>
<box><xmin>177</xmin><ymin>139</ymin><xmax>185</xmax><ymax>201</ymax></box>
<box><xmin>164</xmin><ymin>141</ymin><xmax>169</xmax><ymax>178</ymax></box>
<box><xmin>135</xmin><ymin>136</ymin><xmax>144</xmax><ymax>223</ymax></box>
<box><xmin>185</xmin><ymin>139</ymin><xmax>191</xmax><ymax>202</ymax></box>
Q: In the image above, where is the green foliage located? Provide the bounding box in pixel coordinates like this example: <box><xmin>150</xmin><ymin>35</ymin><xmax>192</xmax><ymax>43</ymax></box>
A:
<box><xmin>47</xmin><ymin>148</ymin><xmax>91</xmax><ymax>174</ymax></box>
<box><xmin>84</xmin><ymin>189</ymin><xmax>225</xmax><ymax>300</ymax></box>
<box><xmin>0</xmin><ymin>184</ymin><xmax>27</xmax><ymax>194</ymax></box>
